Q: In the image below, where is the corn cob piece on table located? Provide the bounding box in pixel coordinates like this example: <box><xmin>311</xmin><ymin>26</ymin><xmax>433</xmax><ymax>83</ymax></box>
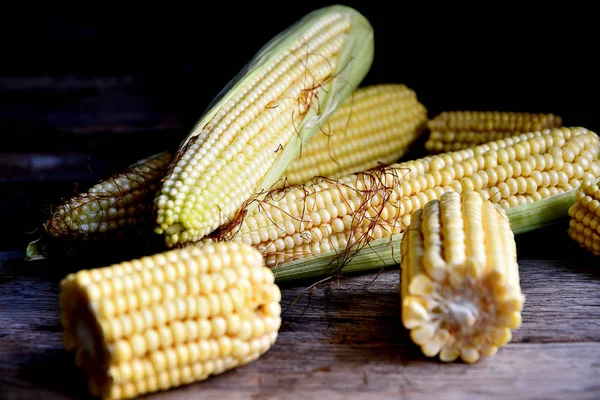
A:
<box><xmin>204</xmin><ymin>127</ymin><xmax>600</xmax><ymax>280</ymax></box>
<box><xmin>568</xmin><ymin>177</ymin><xmax>600</xmax><ymax>255</ymax></box>
<box><xmin>60</xmin><ymin>242</ymin><xmax>281</xmax><ymax>400</ymax></box>
<box><xmin>401</xmin><ymin>191</ymin><xmax>524</xmax><ymax>363</ymax></box>
<box><xmin>425</xmin><ymin>111</ymin><xmax>562</xmax><ymax>153</ymax></box>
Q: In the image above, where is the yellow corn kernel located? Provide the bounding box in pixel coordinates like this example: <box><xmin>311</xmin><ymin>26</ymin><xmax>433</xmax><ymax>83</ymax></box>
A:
<box><xmin>45</xmin><ymin>152</ymin><xmax>172</xmax><ymax>239</ymax></box>
<box><xmin>401</xmin><ymin>191</ymin><xmax>524</xmax><ymax>363</ymax></box>
<box><xmin>205</xmin><ymin>127</ymin><xmax>600</xmax><ymax>269</ymax></box>
<box><xmin>154</xmin><ymin>6</ymin><xmax>374</xmax><ymax>247</ymax></box>
<box><xmin>568</xmin><ymin>178</ymin><xmax>600</xmax><ymax>255</ymax></box>
<box><xmin>280</xmin><ymin>84</ymin><xmax>427</xmax><ymax>185</ymax></box>
<box><xmin>60</xmin><ymin>242</ymin><xmax>281</xmax><ymax>400</ymax></box>
<box><xmin>426</xmin><ymin>111</ymin><xmax>562</xmax><ymax>153</ymax></box>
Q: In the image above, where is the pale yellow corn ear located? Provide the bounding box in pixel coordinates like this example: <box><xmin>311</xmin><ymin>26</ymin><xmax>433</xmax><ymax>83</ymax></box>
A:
<box><xmin>568</xmin><ymin>178</ymin><xmax>600</xmax><ymax>255</ymax></box>
<box><xmin>425</xmin><ymin>111</ymin><xmax>562</xmax><ymax>153</ymax></box>
<box><xmin>203</xmin><ymin>127</ymin><xmax>600</xmax><ymax>280</ymax></box>
<box><xmin>45</xmin><ymin>152</ymin><xmax>172</xmax><ymax>239</ymax></box>
<box><xmin>60</xmin><ymin>242</ymin><xmax>281</xmax><ymax>400</ymax></box>
<box><xmin>154</xmin><ymin>5</ymin><xmax>374</xmax><ymax>247</ymax></box>
<box><xmin>401</xmin><ymin>190</ymin><xmax>524</xmax><ymax>363</ymax></box>
<box><xmin>279</xmin><ymin>84</ymin><xmax>427</xmax><ymax>185</ymax></box>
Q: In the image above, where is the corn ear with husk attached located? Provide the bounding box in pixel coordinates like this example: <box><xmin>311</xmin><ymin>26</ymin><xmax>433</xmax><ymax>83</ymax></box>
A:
<box><xmin>154</xmin><ymin>5</ymin><xmax>375</xmax><ymax>247</ymax></box>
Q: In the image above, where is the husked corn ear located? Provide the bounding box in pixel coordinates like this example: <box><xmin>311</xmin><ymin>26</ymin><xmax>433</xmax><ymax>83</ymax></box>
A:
<box><xmin>60</xmin><ymin>242</ymin><xmax>281</xmax><ymax>400</ymax></box>
<box><xmin>568</xmin><ymin>178</ymin><xmax>600</xmax><ymax>255</ymax></box>
<box><xmin>205</xmin><ymin>127</ymin><xmax>600</xmax><ymax>269</ymax></box>
<box><xmin>45</xmin><ymin>152</ymin><xmax>172</xmax><ymax>239</ymax></box>
<box><xmin>426</xmin><ymin>111</ymin><xmax>562</xmax><ymax>153</ymax></box>
<box><xmin>401</xmin><ymin>191</ymin><xmax>524</xmax><ymax>363</ymax></box>
<box><xmin>154</xmin><ymin>6</ymin><xmax>374</xmax><ymax>247</ymax></box>
<box><xmin>279</xmin><ymin>84</ymin><xmax>427</xmax><ymax>185</ymax></box>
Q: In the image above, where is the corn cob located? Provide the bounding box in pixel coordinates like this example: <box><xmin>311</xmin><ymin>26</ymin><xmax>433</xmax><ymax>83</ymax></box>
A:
<box><xmin>568</xmin><ymin>177</ymin><xmax>600</xmax><ymax>255</ymax></box>
<box><xmin>45</xmin><ymin>152</ymin><xmax>172</xmax><ymax>240</ymax></box>
<box><xmin>204</xmin><ymin>127</ymin><xmax>600</xmax><ymax>280</ymax></box>
<box><xmin>425</xmin><ymin>111</ymin><xmax>562</xmax><ymax>153</ymax></box>
<box><xmin>279</xmin><ymin>84</ymin><xmax>428</xmax><ymax>186</ymax></box>
<box><xmin>154</xmin><ymin>6</ymin><xmax>374</xmax><ymax>247</ymax></box>
<box><xmin>401</xmin><ymin>190</ymin><xmax>524</xmax><ymax>363</ymax></box>
<box><xmin>60</xmin><ymin>242</ymin><xmax>281</xmax><ymax>400</ymax></box>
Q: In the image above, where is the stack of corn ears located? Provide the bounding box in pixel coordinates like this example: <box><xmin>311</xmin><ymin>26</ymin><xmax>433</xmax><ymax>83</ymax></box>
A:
<box><xmin>33</xmin><ymin>83</ymin><xmax>427</xmax><ymax>247</ymax></box>
<box><xmin>52</xmin><ymin>5</ymin><xmax>381</xmax><ymax>400</ymax></box>
<box><xmin>22</xmin><ymin>4</ymin><xmax>600</xmax><ymax>399</ymax></box>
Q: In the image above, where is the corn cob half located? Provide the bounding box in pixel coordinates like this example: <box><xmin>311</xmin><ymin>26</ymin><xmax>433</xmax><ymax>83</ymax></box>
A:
<box><xmin>425</xmin><ymin>111</ymin><xmax>562</xmax><ymax>153</ymax></box>
<box><xmin>568</xmin><ymin>177</ymin><xmax>600</xmax><ymax>255</ymax></box>
<box><xmin>279</xmin><ymin>84</ymin><xmax>428</xmax><ymax>185</ymax></box>
<box><xmin>401</xmin><ymin>190</ymin><xmax>524</xmax><ymax>363</ymax></box>
<box><xmin>204</xmin><ymin>127</ymin><xmax>600</xmax><ymax>280</ymax></box>
<box><xmin>154</xmin><ymin>5</ymin><xmax>374</xmax><ymax>247</ymax></box>
<box><xmin>60</xmin><ymin>242</ymin><xmax>281</xmax><ymax>400</ymax></box>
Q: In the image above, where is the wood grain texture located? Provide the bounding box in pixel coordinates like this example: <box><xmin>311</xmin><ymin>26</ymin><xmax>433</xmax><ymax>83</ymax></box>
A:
<box><xmin>1</xmin><ymin>247</ymin><xmax>599</xmax><ymax>400</ymax></box>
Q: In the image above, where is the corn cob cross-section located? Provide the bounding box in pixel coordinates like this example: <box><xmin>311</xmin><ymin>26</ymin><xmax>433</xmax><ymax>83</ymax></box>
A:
<box><xmin>401</xmin><ymin>190</ymin><xmax>524</xmax><ymax>363</ymax></box>
<box><xmin>568</xmin><ymin>178</ymin><xmax>600</xmax><ymax>255</ymax></box>
<box><xmin>425</xmin><ymin>111</ymin><xmax>562</xmax><ymax>153</ymax></box>
<box><xmin>60</xmin><ymin>242</ymin><xmax>281</xmax><ymax>400</ymax></box>
<box><xmin>154</xmin><ymin>5</ymin><xmax>374</xmax><ymax>247</ymax></box>
<box><xmin>205</xmin><ymin>127</ymin><xmax>600</xmax><ymax>271</ymax></box>
<box><xmin>280</xmin><ymin>84</ymin><xmax>428</xmax><ymax>185</ymax></box>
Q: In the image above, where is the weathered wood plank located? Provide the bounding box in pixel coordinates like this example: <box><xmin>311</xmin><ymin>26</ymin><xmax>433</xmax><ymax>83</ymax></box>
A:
<box><xmin>1</xmin><ymin>254</ymin><xmax>599</xmax><ymax>399</ymax></box>
<box><xmin>2</xmin><ymin>255</ymin><xmax>599</xmax><ymax>347</ymax></box>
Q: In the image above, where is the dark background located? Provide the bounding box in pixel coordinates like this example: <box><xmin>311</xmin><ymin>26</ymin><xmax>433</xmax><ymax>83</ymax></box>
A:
<box><xmin>1</xmin><ymin>2</ymin><xmax>598</xmax><ymax>248</ymax></box>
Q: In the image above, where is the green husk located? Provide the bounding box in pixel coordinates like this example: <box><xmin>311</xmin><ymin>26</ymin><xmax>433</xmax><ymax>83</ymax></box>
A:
<box><xmin>272</xmin><ymin>188</ymin><xmax>577</xmax><ymax>282</ymax></box>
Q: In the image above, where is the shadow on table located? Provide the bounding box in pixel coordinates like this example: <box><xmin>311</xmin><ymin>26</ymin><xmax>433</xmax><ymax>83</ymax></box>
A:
<box><xmin>18</xmin><ymin>347</ymin><xmax>92</xmax><ymax>399</ymax></box>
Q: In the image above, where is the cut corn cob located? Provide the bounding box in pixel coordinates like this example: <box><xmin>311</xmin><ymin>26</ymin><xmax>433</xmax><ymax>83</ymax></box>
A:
<box><xmin>154</xmin><ymin>5</ymin><xmax>374</xmax><ymax>247</ymax></box>
<box><xmin>279</xmin><ymin>84</ymin><xmax>428</xmax><ymax>185</ymax></box>
<box><xmin>45</xmin><ymin>152</ymin><xmax>172</xmax><ymax>239</ymax></box>
<box><xmin>425</xmin><ymin>111</ymin><xmax>562</xmax><ymax>153</ymax></box>
<box><xmin>568</xmin><ymin>177</ymin><xmax>600</xmax><ymax>255</ymax></box>
<box><xmin>401</xmin><ymin>190</ymin><xmax>524</xmax><ymax>363</ymax></box>
<box><xmin>204</xmin><ymin>127</ymin><xmax>600</xmax><ymax>280</ymax></box>
<box><xmin>60</xmin><ymin>242</ymin><xmax>281</xmax><ymax>400</ymax></box>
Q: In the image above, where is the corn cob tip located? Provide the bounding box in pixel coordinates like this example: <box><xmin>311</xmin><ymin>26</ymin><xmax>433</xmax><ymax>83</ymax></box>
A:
<box><xmin>401</xmin><ymin>191</ymin><xmax>525</xmax><ymax>364</ymax></box>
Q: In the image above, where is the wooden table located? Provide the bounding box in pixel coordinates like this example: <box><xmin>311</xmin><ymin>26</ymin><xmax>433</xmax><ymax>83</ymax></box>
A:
<box><xmin>2</xmin><ymin>148</ymin><xmax>600</xmax><ymax>399</ymax></box>
<box><xmin>1</xmin><ymin>35</ymin><xmax>599</xmax><ymax>396</ymax></box>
